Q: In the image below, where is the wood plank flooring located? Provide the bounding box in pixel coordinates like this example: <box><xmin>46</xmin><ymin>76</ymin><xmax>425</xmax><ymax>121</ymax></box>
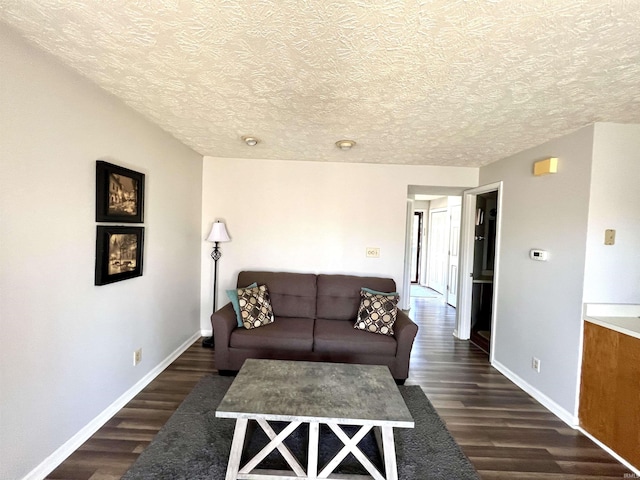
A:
<box><xmin>45</xmin><ymin>296</ymin><xmax>632</xmax><ymax>479</ymax></box>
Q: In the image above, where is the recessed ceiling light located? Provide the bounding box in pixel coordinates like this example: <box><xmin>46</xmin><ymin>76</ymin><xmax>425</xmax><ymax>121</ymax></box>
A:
<box><xmin>335</xmin><ymin>139</ymin><xmax>356</xmax><ymax>150</ymax></box>
<box><xmin>242</xmin><ymin>136</ymin><xmax>258</xmax><ymax>146</ymax></box>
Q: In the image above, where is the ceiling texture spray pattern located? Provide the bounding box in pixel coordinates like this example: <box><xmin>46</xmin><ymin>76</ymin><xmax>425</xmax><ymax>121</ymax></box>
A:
<box><xmin>2</xmin><ymin>0</ymin><xmax>640</xmax><ymax>166</ymax></box>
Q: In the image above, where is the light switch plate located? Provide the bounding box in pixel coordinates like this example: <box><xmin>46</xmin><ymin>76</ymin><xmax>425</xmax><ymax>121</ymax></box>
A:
<box><xmin>604</xmin><ymin>229</ymin><xmax>616</xmax><ymax>245</ymax></box>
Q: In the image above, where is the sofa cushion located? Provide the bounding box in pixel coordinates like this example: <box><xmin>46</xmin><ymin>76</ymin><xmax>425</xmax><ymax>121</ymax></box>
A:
<box><xmin>238</xmin><ymin>271</ymin><xmax>317</xmax><ymax>319</ymax></box>
<box><xmin>354</xmin><ymin>290</ymin><xmax>399</xmax><ymax>336</ymax></box>
<box><xmin>230</xmin><ymin>317</ymin><xmax>315</xmax><ymax>351</ymax></box>
<box><xmin>238</xmin><ymin>285</ymin><xmax>275</xmax><ymax>329</ymax></box>
<box><xmin>313</xmin><ymin>318</ymin><xmax>397</xmax><ymax>356</ymax></box>
<box><xmin>316</xmin><ymin>274</ymin><xmax>397</xmax><ymax>320</ymax></box>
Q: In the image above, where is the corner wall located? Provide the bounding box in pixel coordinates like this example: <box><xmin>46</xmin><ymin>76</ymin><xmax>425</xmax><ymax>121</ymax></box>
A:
<box><xmin>479</xmin><ymin>125</ymin><xmax>595</xmax><ymax>417</ymax></box>
<box><xmin>0</xmin><ymin>27</ymin><xmax>203</xmax><ymax>479</ymax></box>
<box><xmin>583</xmin><ymin>123</ymin><xmax>640</xmax><ymax>303</ymax></box>
<box><xmin>200</xmin><ymin>157</ymin><xmax>478</xmax><ymax>329</ymax></box>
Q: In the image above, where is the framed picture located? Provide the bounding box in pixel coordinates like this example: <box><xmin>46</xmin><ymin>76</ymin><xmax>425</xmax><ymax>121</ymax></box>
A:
<box><xmin>95</xmin><ymin>226</ymin><xmax>144</xmax><ymax>285</ymax></box>
<box><xmin>96</xmin><ymin>161</ymin><xmax>145</xmax><ymax>223</ymax></box>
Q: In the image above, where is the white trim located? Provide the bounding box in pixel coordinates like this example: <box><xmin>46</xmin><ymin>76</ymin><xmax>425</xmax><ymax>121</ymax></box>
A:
<box><xmin>492</xmin><ymin>359</ymin><xmax>579</xmax><ymax>428</ymax></box>
<box><xmin>202</xmin><ymin>328</ymin><xmax>213</xmax><ymax>336</ymax></box>
<box><xmin>577</xmin><ymin>427</ymin><xmax>640</xmax><ymax>476</ymax></box>
<box><xmin>488</xmin><ymin>185</ymin><xmax>503</xmax><ymax>364</ymax></box>
<box><xmin>401</xmin><ymin>199</ymin><xmax>414</xmax><ymax>311</ymax></box>
<box><xmin>22</xmin><ymin>331</ymin><xmax>202</xmax><ymax>480</ymax></box>
<box><xmin>584</xmin><ymin>303</ymin><xmax>640</xmax><ymax>317</ymax></box>
<box><xmin>455</xmin><ymin>194</ymin><xmax>475</xmax><ymax>339</ymax></box>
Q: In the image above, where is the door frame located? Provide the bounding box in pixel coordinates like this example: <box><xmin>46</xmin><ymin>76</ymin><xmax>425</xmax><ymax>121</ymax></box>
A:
<box><xmin>401</xmin><ymin>199</ymin><xmax>414</xmax><ymax>310</ymax></box>
<box><xmin>426</xmin><ymin>207</ymin><xmax>449</xmax><ymax>295</ymax></box>
<box><xmin>411</xmin><ymin>211</ymin><xmax>424</xmax><ymax>283</ymax></box>
<box><xmin>455</xmin><ymin>181</ymin><xmax>503</xmax><ymax>364</ymax></box>
<box><xmin>446</xmin><ymin>203</ymin><xmax>462</xmax><ymax>307</ymax></box>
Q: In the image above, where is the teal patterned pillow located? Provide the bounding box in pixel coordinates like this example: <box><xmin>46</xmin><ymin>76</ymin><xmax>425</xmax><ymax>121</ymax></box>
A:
<box><xmin>354</xmin><ymin>290</ymin><xmax>399</xmax><ymax>336</ymax></box>
<box><xmin>238</xmin><ymin>285</ymin><xmax>275</xmax><ymax>329</ymax></box>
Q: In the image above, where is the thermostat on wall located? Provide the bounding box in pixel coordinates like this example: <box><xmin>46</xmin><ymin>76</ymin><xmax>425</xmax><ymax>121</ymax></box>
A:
<box><xmin>530</xmin><ymin>249</ymin><xmax>549</xmax><ymax>261</ymax></box>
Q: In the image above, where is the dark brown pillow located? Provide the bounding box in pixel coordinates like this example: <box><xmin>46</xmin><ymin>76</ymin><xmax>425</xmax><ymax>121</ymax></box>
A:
<box><xmin>354</xmin><ymin>290</ymin><xmax>398</xmax><ymax>336</ymax></box>
<box><xmin>237</xmin><ymin>285</ymin><xmax>275</xmax><ymax>329</ymax></box>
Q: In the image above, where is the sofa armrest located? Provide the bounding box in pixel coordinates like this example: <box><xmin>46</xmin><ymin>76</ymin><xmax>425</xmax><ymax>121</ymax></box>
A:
<box><xmin>393</xmin><ymin>309</ymin><xmax>419</xmax><ymax>378</ymax></box>
<box><xmin>394</xmin><ymin>309</ymin><xmax>418</xmax><ymax>342</ymax></box>
<box><xmin>212</xmin><ymin>303</ymin><xmax>237</xmax><ymax>367</ymax></box>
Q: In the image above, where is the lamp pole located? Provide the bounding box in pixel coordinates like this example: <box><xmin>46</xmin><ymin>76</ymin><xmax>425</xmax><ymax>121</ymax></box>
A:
<box><xmin>202</xmin><ymin>221</ymin><xmax>230</xmax><ymax>349</ymax></box>
<box><xmin>211</xmin><ymin>241</ymin><xmax>222</xmax><ymax>313</ymax></box>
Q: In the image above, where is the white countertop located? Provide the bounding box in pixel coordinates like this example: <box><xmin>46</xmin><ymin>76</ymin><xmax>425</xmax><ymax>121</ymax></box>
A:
<box><xmin>584</xmin><ymin>304</ymin><xmax>640</xmax><ymax>340</ymax></box>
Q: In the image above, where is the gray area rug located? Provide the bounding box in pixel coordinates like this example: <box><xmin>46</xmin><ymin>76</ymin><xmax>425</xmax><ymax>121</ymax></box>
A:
<box><xmin>122</xmin><ymin>375</ymin><xmax>479</xmax><ymax>479</ymax></box>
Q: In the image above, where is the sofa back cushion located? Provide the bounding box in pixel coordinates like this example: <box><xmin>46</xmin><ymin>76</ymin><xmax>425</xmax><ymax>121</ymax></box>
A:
<box><xmin>316</xmin><ymin>274</ymin><xmax>397</xmax><ymax>320</ymax></box>
<box><xmin>237</xmin><ymin>271</ymin><xmax>317</xmax><ymax>319</ymax></box>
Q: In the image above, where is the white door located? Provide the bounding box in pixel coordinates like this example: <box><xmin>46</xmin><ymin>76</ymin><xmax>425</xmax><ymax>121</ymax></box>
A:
<box><xmin>446</xmin><ymin>204</ymin><xmax>461</xmax><ymax>307</ymax></box>
<box><xmin>427</xmin><ymin>209</ymin><xmax>448</xmax><ymax>295</ymax></box>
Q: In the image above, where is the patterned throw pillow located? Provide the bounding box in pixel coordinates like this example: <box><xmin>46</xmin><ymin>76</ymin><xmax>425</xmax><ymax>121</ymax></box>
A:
<box><xmin>354</xmin><ymin>289</ymin><xmax>399</xmax><ymax>336</ymax></box>
<box><xmin>227</xmin><ymin>282</ymin><xmax>258</xmax><ymax>327</ymax></box>
<box><xmin>237</xmin><ymin>285</ymin><xmax>275</xmax><ymax>329</ymax></box>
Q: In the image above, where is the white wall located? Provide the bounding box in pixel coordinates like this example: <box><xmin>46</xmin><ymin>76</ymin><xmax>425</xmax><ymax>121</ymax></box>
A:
<box><xmin>583</xmin><ymin>123</ymin><xmax>640</xmax><ymax>303</ymax></box>
<box><xmin>0</xmin><ymin>27</ymin><xmax>203</xmax><ymax>479</ymax></box>
<box><xmin>200</xmin><ymin>157</ymin><xmax>478</xmax><ymax>329</ymax></box>
<box><xmin>479</xmin><ymin>125</ymin><xmax>595</xmax><ymax>417</ymax></box>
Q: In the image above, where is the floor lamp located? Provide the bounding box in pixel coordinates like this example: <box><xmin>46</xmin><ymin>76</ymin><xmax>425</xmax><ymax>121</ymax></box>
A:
<box><xmin>202</xmin><ymin>220</ymin><xmax>230</xmax><ymax>349</ymax></box>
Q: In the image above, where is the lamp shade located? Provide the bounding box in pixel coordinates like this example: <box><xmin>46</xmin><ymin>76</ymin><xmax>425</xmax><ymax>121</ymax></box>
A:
<box><xmin>206</xmin><ymin>221</ymin><xmax>230</xmax><ymax>242</ymax></box>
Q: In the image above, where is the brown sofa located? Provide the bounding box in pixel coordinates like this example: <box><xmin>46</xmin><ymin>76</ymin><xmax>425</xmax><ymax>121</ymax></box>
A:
<box><xmin>212</xmin><ymin>271</ymin><xmax>419</xmax><ymax>383</ymax></box>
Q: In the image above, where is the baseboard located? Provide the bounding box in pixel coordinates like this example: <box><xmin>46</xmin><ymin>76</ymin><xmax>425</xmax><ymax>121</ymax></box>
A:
<box><xmin>491</xmin><ymin>359</ymin><xmax>579</xmax><ymax>428</ymax></box>
<box><xmin>578</xmin><ymin>427</ymin><xmax>640</xmax><ymax>476</ymax></box>
<box><xmin>22</xmin><ymin>331</ymin><xmax>202</xmax><ymax>480</ymax></box>
<box><xmin>201</xmin><ymin>328</ymin><xmax>212</xmax><ymax>336</ymax></box>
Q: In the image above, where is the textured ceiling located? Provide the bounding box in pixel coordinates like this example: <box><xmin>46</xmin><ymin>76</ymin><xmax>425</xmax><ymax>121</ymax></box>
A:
<box><xmin>2</xmin><ymin>1</ymin><xmax>640</xmax><ymax>167</ymax></box>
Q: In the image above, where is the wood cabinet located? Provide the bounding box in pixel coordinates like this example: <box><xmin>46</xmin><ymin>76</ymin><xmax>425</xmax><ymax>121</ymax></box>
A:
<box><xmin>579</xmin><ymin>321</ymin><xmax>640</xmax><ymax>469</ymax></box>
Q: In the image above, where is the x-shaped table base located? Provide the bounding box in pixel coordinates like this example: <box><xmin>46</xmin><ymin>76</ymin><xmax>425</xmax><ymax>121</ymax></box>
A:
<box><xmin>224</xmin><ymin>418</ymin><xmax>399</xmax><ymax>480</ymax></box>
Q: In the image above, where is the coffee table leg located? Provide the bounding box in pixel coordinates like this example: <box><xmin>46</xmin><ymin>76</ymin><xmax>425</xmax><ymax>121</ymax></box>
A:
<box><xmin>307</xmin><ymin>421</ymin><xmax>319</xmax><ymax>479</ymax></box>
<box><xmin>380</xmin><ymin>426</ymin><xmax>398</xmax><ymax>480</ymax></box>
<box><xmin>226</xmin><ymin>418</ymin><xmax>248</xmax><ymax>480</ymax></box>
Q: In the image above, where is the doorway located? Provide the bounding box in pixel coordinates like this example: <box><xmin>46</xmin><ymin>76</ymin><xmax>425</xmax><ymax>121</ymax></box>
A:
<box><xmin>456</xmin><ymin>182</ymin><xmax>502</xmax><ymax>361</ymax></box>
<box><xmin>426</xmin><ymin>208</ymin><xmax>448</xmax><ymax>294</ymax></box>
<box><xmin>469</xmin><ymin>190</ymin><xmax>498</xmax><ymax>354</ymax></box>
<box><xmin>446</xmin><ymin>203</ymin><xmax>461</xmax><ymax>308</ymax></box>
<box><xmin>410</xmin><ymin>211</ymin><xmax>423</xmax><ymax>283</ymax></box>
<box><xmin>402</xmin><ymin>186</ymin><xmax>467</xmax><ymax>311</ymax></box>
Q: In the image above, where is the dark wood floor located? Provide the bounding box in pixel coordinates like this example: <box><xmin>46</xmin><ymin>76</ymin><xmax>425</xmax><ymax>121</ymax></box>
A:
<box><xmin>45</xmin><ymin>295</ymin><xmax>631</xmax><ymax>479</ymax></box>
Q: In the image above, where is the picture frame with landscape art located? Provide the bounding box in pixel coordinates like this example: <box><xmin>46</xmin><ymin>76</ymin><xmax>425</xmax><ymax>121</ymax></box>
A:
<box><xmin>96</xmin><ymin>160</ymin><xmax>145</xmax><ymax>223</ymax></box>
<box><xmin>95</xmin><ymin>226</ymin><xmax>144</xmax><ymax>285</ymax></box>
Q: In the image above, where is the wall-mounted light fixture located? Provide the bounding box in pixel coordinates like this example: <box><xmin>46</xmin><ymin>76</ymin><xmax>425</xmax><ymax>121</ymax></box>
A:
<box><xmin>533</xmin><ymin>157</ymin><xmax>558</xmax><ymax>176</ymax></box>
<box><xmin>335</xmin><ymin>139</ymin><xmax>356</xmax><ymax>151</ymax></box>
<box><xmin>242</xmin><ymin>136</ymin><xmax>259</xmax><ymax>146</ymax></box>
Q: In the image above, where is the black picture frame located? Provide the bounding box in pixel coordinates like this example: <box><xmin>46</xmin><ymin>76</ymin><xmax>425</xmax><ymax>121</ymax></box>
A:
<box><xmin>95</xmin><ymin>226</ymin><xmax>144</xmax><ymax>285</ymax></box>
<box><xmin>96</xmin><ymin>161</ymin><xmax>145</xmax><ymax>223</ymax></box>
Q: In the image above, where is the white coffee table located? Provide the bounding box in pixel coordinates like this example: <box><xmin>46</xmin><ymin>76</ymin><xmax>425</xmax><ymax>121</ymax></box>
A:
<box><xmin>215</xmin><ymin>359</ymin><xmax>414</xmax><ymax>480</ymax></box>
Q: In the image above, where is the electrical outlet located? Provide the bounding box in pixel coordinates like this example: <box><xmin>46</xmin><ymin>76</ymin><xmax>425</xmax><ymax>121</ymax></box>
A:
<box><xmin>366</xmin><ymin>247</ymin><xmax>380</xmax><ymax>258</ymax></box>
<box><xmin>133</xmin><ymin>348</ymin><xmax>142</xmax><ymax>366</ymax></box>
<box><xmin>532</xmin><ymin>357</ymin><xmax>541</xmax><ymax>373</ymax></box>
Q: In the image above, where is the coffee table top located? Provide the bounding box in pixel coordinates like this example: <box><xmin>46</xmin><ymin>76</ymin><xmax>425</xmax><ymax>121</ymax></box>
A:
<box><xmin>216</xmin><ymin>359</ymin><xmax>414</xmax><ymax>428</ymax></box>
